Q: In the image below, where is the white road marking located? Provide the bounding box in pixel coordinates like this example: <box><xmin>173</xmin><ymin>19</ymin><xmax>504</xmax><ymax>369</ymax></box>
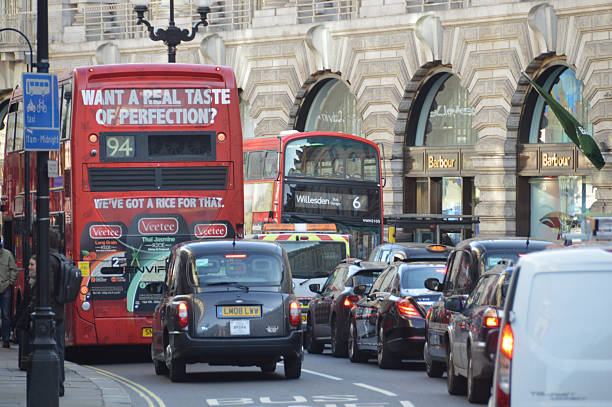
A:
<box><xmin>400</xmin><ymin>401</ymin><xmax>416</xmax><ymax>407</ymax></box>
<box><xmin>352</xmin><ymin>383</ymin><xmax>397</xmax><ymax>396</ymax></box>
<box><xmin>301</xmin><ymin>368</ymin><xmax>343</xmax><ymax>381</ymax></box>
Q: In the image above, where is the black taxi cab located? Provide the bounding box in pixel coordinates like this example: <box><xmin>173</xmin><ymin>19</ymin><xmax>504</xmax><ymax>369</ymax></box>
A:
<box><xmin>151</xmin><ymin>239</ymin><xmax>303</xmax><ymax>381</ymax></box>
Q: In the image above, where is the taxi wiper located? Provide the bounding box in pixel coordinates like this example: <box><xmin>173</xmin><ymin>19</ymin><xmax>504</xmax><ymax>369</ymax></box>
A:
<box><xmin>298</xmin><ymin>274</ymin><xmax>331</xmax><ymax>285</ymax></box>
<box><xmin>205</xmin><ymin>281</ymin><xmax>249</xmax><ymax>292</ymax></box>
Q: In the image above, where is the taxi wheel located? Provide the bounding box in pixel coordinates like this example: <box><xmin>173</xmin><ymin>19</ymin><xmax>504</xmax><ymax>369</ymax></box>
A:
<box><xmin>260</xmin><ymin>361</ymin><xmax>277</xmax><ymax>373</ymax></box>
<box><xmin>305</xmin><ymin>319</ymin><xmax>324</xmax><ymax>354</ymax></box>
<box><xmin>154</xmin><ymin>358</ymin><xmax>169</xmax><ymax>376</ymax></box>
<box><xmin>446</xmin><ymin>344</ymin><xmax>466</xmax><ymax>395</ymax></box>
<box><xmin>284</xmin><ymin>355</ymin><xmax>301</xmax><ymax>379</ymax></box>
<box><xmin>348</xmin><ymin>322</ymin><xmax>367</xmax><ymax>363</ymax></box>
<box><xmin>425</xmin><ymin>350</ymin><xmax>445</xmax><ymax>378</ymax></box>
<box><xmin>467</xmin><ymin>349</ymin><xmax>490</xmax><ymax>403</ymax></box>
<box><xmin>377</xmin><ymin>325</ymin><xmax>399</xmax><ymax>369</ymax></box>
<box><xmin>331</xmin><ymin>318</ymin><xmax>348</xmax><ymax>358</ymax></box>
<box><xmin>166</xmin><ymin>344</ymin><xmax>186</xmax><ymax>382</ymax></box>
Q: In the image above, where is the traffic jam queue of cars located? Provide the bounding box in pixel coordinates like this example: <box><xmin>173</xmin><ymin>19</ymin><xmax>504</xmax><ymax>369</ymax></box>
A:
<box><xmin>150</xmin><ymin>218</ymin><xmax>612</xmax><ymax>407</ymax></box>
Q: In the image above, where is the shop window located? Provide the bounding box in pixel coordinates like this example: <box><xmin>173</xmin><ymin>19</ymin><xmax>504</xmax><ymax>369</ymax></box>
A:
<box><xmin>529</xmin><ymin>176</ymin><xmax>595</xmax><ymax>240</ymax></box>
<box><xmin>410</xmin><ymin>73</ymin><xmax>476</xmax><ymax>147</ymax></box>
<box><xmin>298</xmin><ymin>78</ymin><xmax>362</xmax><ymax>136</ymax></box>
<box><xmin>525</xmin><ymin>67</ymin><xmax>593</xmax><ymax>144</ymax></box>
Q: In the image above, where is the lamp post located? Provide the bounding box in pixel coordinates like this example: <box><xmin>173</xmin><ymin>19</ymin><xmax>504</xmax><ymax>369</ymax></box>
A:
<box><xmin>132</xmin><ymin>0</ymin><xmax>212</xmax><ymax>63</ymax></box>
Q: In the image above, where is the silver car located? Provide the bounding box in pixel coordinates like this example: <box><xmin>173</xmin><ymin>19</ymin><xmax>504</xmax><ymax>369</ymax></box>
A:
<box><xmin>151</xmin><ymin>239</ymin><xmax>303</xmax><ymax>381</ymax></box>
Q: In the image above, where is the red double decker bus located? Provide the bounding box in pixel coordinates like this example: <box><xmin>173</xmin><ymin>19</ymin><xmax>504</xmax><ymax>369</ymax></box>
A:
<box><xmin>243</xmin><ymin>131</ymin><xmax>383</xmax><ymax>259</ymax></box>
<box><xmin>2</xmin><ymin>64</ymin><xmax>243</xmax><ymax>348</ymax></box>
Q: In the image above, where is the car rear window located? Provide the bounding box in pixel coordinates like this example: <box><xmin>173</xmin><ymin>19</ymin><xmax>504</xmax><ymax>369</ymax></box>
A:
<box><xmin>400</xmin><ymin>264</ymin><xmax>447</xmax><ymax>289</ymax></box>
<box><xmin>192</xmin><ymin>253</ymin><xmax>283</xmax><ymax>286</ymax></box>
<box><xmin>353</xmin><ymin>270</ymin><xmax>383</xmax><ymax>288</ymax></box>
<box><xmin>485</xmin><ymin>252</ymin><xmax>521</xmax><ymax>270</ymax></box>
<box><xmin>526</xmin><ymin>271</ymin><xmax>612</xmax><ymax>359</ymax></box>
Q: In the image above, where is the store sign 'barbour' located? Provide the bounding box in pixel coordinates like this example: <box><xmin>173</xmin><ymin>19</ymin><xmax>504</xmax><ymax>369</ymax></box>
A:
<box><xmin>542</xmin><ymin>152</ymin><xmax>572</xmax><ymax>168</ymax></box>
<box><xmin>428</xmin><ymin>155</ymin><xmax>457</xmax><ymax>169</ymax></box>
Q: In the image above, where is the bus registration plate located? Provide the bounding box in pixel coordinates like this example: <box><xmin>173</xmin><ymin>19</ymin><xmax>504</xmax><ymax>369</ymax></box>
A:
<box><xmin>142</xmin><ymin>327</ymin><xmax>153</xmax><ymax>337</ymax></box>
<box><xmin>217</xmin><ymin>305</ymin><xmax>261</xmax><ymax>318</ymax></box>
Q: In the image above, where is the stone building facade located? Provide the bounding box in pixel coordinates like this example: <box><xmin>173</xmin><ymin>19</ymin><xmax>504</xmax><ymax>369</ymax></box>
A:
<box><xmin>2</xmin><ymin>0</ymin><xmax>612</xmax><ymax>241</ymax></box>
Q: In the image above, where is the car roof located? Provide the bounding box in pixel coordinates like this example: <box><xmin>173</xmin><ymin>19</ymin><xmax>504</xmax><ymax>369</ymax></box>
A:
<box><xmin>176</xmin><ymin>239</ymin><xmax>285</xmax><ymax>257</ymax></box>
<box><xmin>390</xmin><ymin>260</ymin><xmax>446</xmax><ymax>268</ymax></box>
<box><xmin>455</xmin><ymin>237</ymin><xmax>553</xmax><ymax>252</ymax></box>
<box><xmin>516</xmin><ymin>246</ymin><xmax>612</xmax><ymax>273</ymax></box>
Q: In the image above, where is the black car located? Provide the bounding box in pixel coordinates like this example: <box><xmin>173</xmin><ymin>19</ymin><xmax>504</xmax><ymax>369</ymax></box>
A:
<box><xmin>446</xmin><ymin>261</ymin><xmax>514</xmax><ymax>403</ymax></box>
<box><xmin>347</xmin><ymin>261</ymin><xmax>447</xmax><ymax>368</ymax></box>
<box><xmin>151</xmin><ymin>240</ymin><xmax>303</xmax><ymax>381</ymax></box>
<box><xmin>305</xmin><ymin>259</ymin><xmax>386</xmax><ymax>357</ymax></box>
<box><xmin>423</xmin><ymin>238</ymin><xmax>551</xmax><ymax>383</ymax></box>
<box><xmin>369</xmin><ymin>242</ymin><xmax>452</xmax><ymax>263</ymax></box>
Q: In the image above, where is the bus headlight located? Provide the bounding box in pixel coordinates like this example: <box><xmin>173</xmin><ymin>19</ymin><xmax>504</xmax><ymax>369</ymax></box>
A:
<box><xmin>81</xmin><ymin>301</ymin><xmax>91</xmax><ymax>311</ymax></box>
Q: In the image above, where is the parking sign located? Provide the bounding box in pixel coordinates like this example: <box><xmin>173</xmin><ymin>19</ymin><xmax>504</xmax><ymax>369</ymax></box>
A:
<box><xmin>22</xmin><ymin>72</ymin><xmax>60</xmax><ymax>151</ymax></box>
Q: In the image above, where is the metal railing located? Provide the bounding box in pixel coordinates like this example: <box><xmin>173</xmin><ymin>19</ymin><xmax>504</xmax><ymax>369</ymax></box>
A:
<box><xmin>406</xmin><ymin>0</ymin><xmax>466</xmax><ymax>13</ymax></box>
<box><xmin>296</xmin><ymin>0</ymin><xmax>358</xmax><ymax>24</ymax></box>
<box><xmin>0</xmin><ymin>0</ymin><xmax>468</xmax><ymax>47</ymax></box>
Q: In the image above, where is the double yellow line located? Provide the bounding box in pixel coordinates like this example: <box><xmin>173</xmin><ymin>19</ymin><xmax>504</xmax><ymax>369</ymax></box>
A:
<box><xmin>85</xmin><ymin>365</ymin><xmax>166</xmax><ymax>407</ymax></box>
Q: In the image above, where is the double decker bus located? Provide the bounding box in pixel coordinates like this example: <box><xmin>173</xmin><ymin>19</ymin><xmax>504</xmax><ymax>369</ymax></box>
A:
<box><xmin>2</xmin><ymin>64</ymin><xmax>243</xmax><ymax>348</ymax></box>
<box><xmin>244</xmin><ymin>131</ymin><xmax>383</xmax><ymax>259</ymax></box>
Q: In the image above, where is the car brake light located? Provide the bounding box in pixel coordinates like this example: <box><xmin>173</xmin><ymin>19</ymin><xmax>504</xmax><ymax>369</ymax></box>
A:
<box><xmin>225</xmin><ymin>254</ymin><xmax>247</xmax><ymax>258</ymax></box>
<box><xmin>289</xmin><ymin>301</ymin><xmax>300</xmax><ymax>327</ymax></box>
<box><xmin>500</xmin><ymin>323</ymin><xmax>513</xmax><ymax>359</ymax></box>
<box><xmin>396</xmin><ymin>299</ymin><xmax>422</xmax><ymax>318</ymax></box>
<box><xmin>495</xmin><ymin>322</ymin><xmax>513</xmax><ymax>407</ymax></box>
<box><xmin>178</xmin><ymin>302</ymin><xmax>189</xmax><ymax>328</ymax></box>
<box><xmin>485</xmin><ymin>317</ymin><xmax>499</xmax><ymax>327</ymax></box>
<box><xmin>344</xmin><ymin>295</ymin><xmax>360</xmax><ymax>307</ymax></box>
<box><xmin>483</xmin><ymin>308</ymin><xmax>499</xmax><ymax>327</ymax></box>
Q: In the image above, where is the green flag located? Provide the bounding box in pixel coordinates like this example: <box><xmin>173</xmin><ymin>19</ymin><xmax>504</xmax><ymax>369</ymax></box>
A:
<box><xmin>522</xmin><ymin>72</ymin><xmax>605</xmax><ymax>170</ymax></box>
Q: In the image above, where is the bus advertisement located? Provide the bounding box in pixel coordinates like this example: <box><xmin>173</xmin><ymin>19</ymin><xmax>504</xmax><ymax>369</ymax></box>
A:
<box><xmin>2</xmin><ymin>64</ymin><xmax>244</xmax><ymax>348</ymax></box>
<box><xmin>244</xmin><ymin>131</ymin><xmax>383</xmax><ymax>259</ymax></box>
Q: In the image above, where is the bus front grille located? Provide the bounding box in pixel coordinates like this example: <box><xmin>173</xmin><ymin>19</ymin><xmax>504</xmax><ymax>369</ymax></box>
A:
<box><xmin>88</xmin><ymin>167</ymin><xmax>228</xmax><ymax>191</ymax></box>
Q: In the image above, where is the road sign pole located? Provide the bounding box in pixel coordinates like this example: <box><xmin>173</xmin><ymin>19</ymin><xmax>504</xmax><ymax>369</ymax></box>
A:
<box><xmin>27</xmin><ymin>0</ymin><xmax>59</xmax><ymax>404</ymax></box>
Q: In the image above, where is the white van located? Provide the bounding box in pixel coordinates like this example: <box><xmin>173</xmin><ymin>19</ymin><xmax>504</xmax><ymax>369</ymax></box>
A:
<box><xmin>489</xmin><ymin>245</ymin><xmax>612</xmax><ymax>406</ymax></box>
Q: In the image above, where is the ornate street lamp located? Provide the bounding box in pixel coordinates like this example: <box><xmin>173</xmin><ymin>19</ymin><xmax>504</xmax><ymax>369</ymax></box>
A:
<box><xmin>132</xmin><ymin>0</ymin><xmax>212</xmax><ymax>63</ymax></box>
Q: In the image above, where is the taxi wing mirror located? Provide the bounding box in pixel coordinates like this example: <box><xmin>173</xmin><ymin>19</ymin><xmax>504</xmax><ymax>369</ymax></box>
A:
<box><xmin>424</xmin><ymin>277</ymin><xmax>442</xmax><ymax>292</ymax></box>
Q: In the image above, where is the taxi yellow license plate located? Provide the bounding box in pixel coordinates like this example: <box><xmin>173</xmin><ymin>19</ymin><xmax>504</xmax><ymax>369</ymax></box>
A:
<box><xmin>217</xmin><ymin>306</ymin><xmax>261</xmax><ymax>318</ymax></box>
<box><xmin>301</xmin><ymin>313</ymin><xmax>307</xmax><ymax>322</ymax></box>
<box><xmin>142</xmin><ymin>327</ymin><xmax>153</xmax><ymax>337</ymax></box>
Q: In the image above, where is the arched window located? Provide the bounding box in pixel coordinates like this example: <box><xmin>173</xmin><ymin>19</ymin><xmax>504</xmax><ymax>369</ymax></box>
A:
<box><xmin>297</xmin><ymin>78</ymin><xmax>362</xmax><ymax>136</ymax></box>
<box><xmin>411</xmin><ymin>73</ymin><xmax>475</xmax><ymax>147</ymax></box>
<box><xmin>527</xmin><ymin>67</ymin><xmax>592</xmax><ymax>143</ymax></box>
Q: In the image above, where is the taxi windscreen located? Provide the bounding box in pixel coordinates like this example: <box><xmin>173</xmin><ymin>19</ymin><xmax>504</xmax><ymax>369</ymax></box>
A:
<box><xmin>191</xmin><ymin>253</ymin><xmax>283</xmax><ymax>286</ymax></box>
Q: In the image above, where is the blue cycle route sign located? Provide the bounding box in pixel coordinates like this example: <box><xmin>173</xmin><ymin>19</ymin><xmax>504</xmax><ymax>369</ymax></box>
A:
<box><xmin>22</xmin><ymin>72</ymin><xmax>60</xmax><ymax>151</ymax></box>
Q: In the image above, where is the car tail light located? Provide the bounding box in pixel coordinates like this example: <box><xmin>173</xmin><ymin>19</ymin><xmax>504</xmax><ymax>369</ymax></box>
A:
<box><xmin>344</xmin><ymin>295</ymin><xmax>360</xmax><ymax>307</ymax></box>
<box><xmin>289</xmin><ymin>301</ymin><xmax>300</xmax><ymax>327</ymax></box>
<box><xmin>396</xmin><ymin>299</ymin><xmax>422</xmax><ymax>318</ymax></box>
<box><xmin>483</xmin><ymin>308</ymin><xmax>499</xmax><ymax>328</ymax></box>
<box><xmin>177</xmin><ymin>302</ymin><xmax>189</xmax><ymax>328</ymax></box>
<box><xmin>495</xmin><ymin>323</ymin><xmax>514</xmax><ymax>407</ymax></box>
<box><xmin>80</xmin><ymin>285</ymin><xmax>89</xmax><ymax>296</ymax></box>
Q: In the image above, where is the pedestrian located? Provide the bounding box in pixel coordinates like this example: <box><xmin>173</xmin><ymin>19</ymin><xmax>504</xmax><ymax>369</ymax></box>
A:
<box><xmin>0</xmin><ymin>242</ymin><xmax>17</xmax><ymax>348</ymax></box>
<box><xmin>30</xmin><ymin>229</ymin><xmax>65</xmax><ymax>396</ymax></box>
